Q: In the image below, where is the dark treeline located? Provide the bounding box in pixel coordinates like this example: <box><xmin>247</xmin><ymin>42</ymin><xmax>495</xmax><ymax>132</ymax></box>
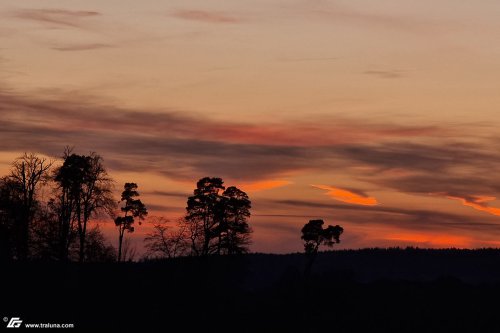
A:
<box><xmin>4</xmin><ymin>249</ymin><xmax>500</xmax><ymax>332</ymax></box>
<box><xmin>0</xmin><ymin>150</ymin><xmax>253</xmax><ymax>262</ymax></box>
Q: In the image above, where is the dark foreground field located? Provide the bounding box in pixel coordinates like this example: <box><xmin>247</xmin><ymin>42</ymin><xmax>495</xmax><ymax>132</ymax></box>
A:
<box><xmin>3</xmin><ymin>248</ymin><xmax>500</xmax><ymax>332</ymax></box>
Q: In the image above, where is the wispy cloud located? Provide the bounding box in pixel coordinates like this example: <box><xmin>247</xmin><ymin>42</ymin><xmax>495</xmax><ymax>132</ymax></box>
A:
<box><xmin>3</xmin><ymin>87</ymin><xmax>500</xmax><ymax>247</ymax></box>
<box><xmin>1</xmin><ymin>87</ymin><xmax>500</xmax><ymax>213</ymax></box>
<box><xmin>11</xmin><ymin>8</ymin><xmax>100</xmax><ymax>29</ymax></box>
<box><xmin>209</xmin><ymin>121</ymin><xmax>443</xmax><ymax>146</ymax></box>
<box><xmin>304</xmin><ymin>3</ymin><xmax>450</xmax><ymax>35</ymax></box>
<box><xmin>276</xmin><ymin>56</ymin><xmax>338</xmax><ymax>63</ymax></box>
<box><xmin>444</xmin><ymin>194</ymin><xmax>500</xmax><ymax>217</ymax></box>
<box><xmin>0</xmin><ymin>90</ymin><xmax>312</xmax><ymax>180</ymax></box>
<box><xmin>312</xmin><ymin>184</ymin><xmax>378</xmax><ymax>206</ymax></box>
<box><xmin>337</xmin><ymin>142</ymin><xmax>498</xmax><ymax>174</ymax></box>
<box><xmin>0</xmin><ymin>90</ymin><xmax>446</xmax><ymax>147</ymax></box>
<box><xmin>51</xmin><ymin>43</ymin><xmax>113</xmax><ymax>51</ymax></box>
<box><xmin>238</xmin><ymin>180</ymin><xmax>291</xmax><ymax>192</ymax></box>
<box><xmin>0</xmin><ymin>89</ymin><xmax>451</xmax><ymax>182</ymax></box>
<box><xmin>272</xmin><ymin>199</ymin><xmax>500</xmax><ymax>232</ymax></box>
<box><xmin>336</xmin><ymin>140</ymin><xmax>500</xmax><ymax>220</ymax></box>
<box><xmin>171</xmin><ymin>10</ymin><xmax>242</xmax><ymax>24</ymax></box>
<box><xmin>363</xmin><ymin>70</ymin><xmax>404</xmax><ymax>79</ymax></box>
<box><xmin>145</xmin><ymin>203</ymin><xmax>181</xmax><ymax>213</ymax></box>
<box><xmin>147</xmin><ymin>190</ymin><xmax>191</xmax><ymax>199</ymax></box>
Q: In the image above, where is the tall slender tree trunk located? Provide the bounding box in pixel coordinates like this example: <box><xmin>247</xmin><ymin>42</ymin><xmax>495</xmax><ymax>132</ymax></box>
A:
<box><xmin>202</xmin><ymin>213</ymin><xmax>210</xmax><ymax>256</ymax></box>
<box><xmin>217</xmin><ymin>232</ymin><xmax>222</xmax><ymax>255</ymax></box>
<box><xmin>203</xmin><ymin>235</ymin><xmax>210</xmax><ymax>256</ymax></box>
<box><xmin>304</xmin><ymin>243</ymin><xmax>320</xmax><ymax>280</ymax></box>
<box><xmin>227</xmin><ymin>229</ymin><xmax>233</xmax><ymax>255</ymax></box>
<box><xmin>77</xmin><ymin>199</ymin><xmax>84</xmax><ymax>263</ymax></box>
<box><xmin>59</xmin><ymin>194</ymin><xmax>68</xmax><ymax>261</ymax></box>
<box><xmin>190</xmin><ymin>233</ymin><xmax>198</xmax><ymax>256</ymax></box>
<box><xmin>118</xmin><ymin>227</ymin><xmax>123</xmax><ymax>262</ymax></box>
<box><xmin>59</xmin><ymin>223</ymin><xmax>66</xmax><ymax>261</ymax></box>
<box><xmin>79</xmin><ymin>210</ymin><xmax>89</xmax><ymax>263</ymax></box>
<box><xmin>82</xmin><ymin>223</ymin><xmax>87</xmax><ymax>261</ymax></box>
<box><xmin>18</xmin><ymin>162</ymin><xmax>28</xmax><ymax>260</ymax></box>
<box><xmin>17</xmin><ymin>208</ymin><xmax>29</xmax><ymax>260</ymax></box>
<box><xmin>79</xmin><ymin>231</ymin><xmax>85</xmax><ymax>262</ymax></box>
<box><xmin>117</xmin><ymin>210</ymin><xmax>129</xmax><ymax>262</ymax></box>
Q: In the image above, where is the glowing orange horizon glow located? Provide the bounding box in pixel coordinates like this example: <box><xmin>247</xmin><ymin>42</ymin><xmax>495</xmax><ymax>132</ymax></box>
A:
<box><xmin>386</xmin><ymin>233</ymin><xmax>472</xmax><ymax>248</ymax></box>
<box><xmin>446</xmin><ymin>195</ymin><xmax>500</xmax><ymax>216</ymax></box>
<box><xmin>312</xmin><ymin>184</ymin><xmax>378</xmax><ymax>206</ymax></box>
<box><xmin>239</xmin><ymin>180</ymin><xmax>291</xmax><ymax>192</ymax></box>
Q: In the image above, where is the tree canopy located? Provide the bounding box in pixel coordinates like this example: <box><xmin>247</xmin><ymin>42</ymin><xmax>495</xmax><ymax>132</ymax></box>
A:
<box><xmin>301</xmin><ymin>219</ymin><xmax>343</xmax><ymax>255</ymax></box>
<box><xmin>185</xmin><ymin>177</ymin><xmax>252</xmax><ymax>256</ymax></box>
<box><xmin>115</xmin><ymin>182</ymin><xmax>148</xmax><ymax>262</ymax></box>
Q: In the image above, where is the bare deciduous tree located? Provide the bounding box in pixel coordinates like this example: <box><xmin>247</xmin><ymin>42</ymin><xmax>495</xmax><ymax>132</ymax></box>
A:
<box><xmin>144</xmin><ymin>217</ymin><xmax>189</xmax><ymax>259</ymax></box>
<box><xmin>54</xmin><ymin>150</ymin><xmax>115</xmax><ymax>262</ymax></box>
<box><xmin>9</xmin><ymin>153</ymin><xmax>52</xmax><ymax>260</ymax></box>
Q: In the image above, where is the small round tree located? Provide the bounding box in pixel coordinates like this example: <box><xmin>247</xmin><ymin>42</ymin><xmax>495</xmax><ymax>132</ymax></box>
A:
<box><xmin>301</xmin><ymin>219</ymin><xmax>343</xmax><ymax>255</ymax></box>
<box><xmin>301</xmin><ymin>219</ymin><xmax>343</xmax><ymax>276</ymax></box>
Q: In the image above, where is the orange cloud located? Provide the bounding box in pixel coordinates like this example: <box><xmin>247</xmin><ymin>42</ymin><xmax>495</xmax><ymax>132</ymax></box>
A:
<box><xmin>239</xmin><ymin>180</ymin><xmax>291</xmax><ymax>192</ymax></box>
<box><xmin>446</xmin><ymin>195</ymin><xmax>500</xmax><ymax>216</ymax></box>
<box><xmin>312</xmin><ymin>184</ymin><xmax>378</xmax><ymax>206</ymax></box>
<box><xmin>386</xmin><ymin>232</ymin><xmax>471</xmax><ymax>248</ymax></box>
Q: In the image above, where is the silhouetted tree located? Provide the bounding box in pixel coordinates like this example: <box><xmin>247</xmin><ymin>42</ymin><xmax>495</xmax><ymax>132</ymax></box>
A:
<box><xmin>2</xmin><ymin>153</ymin><xmax>52</xmax><ymax>260</ymax></box>
<box><xmin>115</xmin><ymin>183</ymin><xmax>147</xmax><ymax>262</ymax></box>
<box><xmin>186</xmin><ymin>177</ymin><xmax>226</xmax><ymax>256</ymax></box>
<box><xmin>0</xmin><ymin>150</ymin><xmax>119</xmax><ymax>262</ymax></box>
<box><xmin>185</xmin><ymin>178</ymin><xmax>252</xmax><ymax>256</ymax></box>
<box><xmin>30</xmin><ymin>199</ymin><xmax>61</xmax><ymax>260</ymax></box>
<box><xmin>31</xmin><ymin>198</ymin><xmax>115</xmax><ymax>262</ymax></box>
<box><xmin>144</xmin><ymin>217</ymin><xmax>189</xmax><ymax>259</ymax></box>
<box><xmin>301</xmin><ymin>219</ymin><xmax>343</xmax><ymax>255</ymax></box>
<box><xmin>54</xmin><ymin>150</ymin><xmax>115</xmax><ymax>262</ymax></box>
<box><xmin>78</xmin><ymin>153</ymin><xmax>115</xmax><ymax>262</ymax></box>
<box><xmin>218</xmin><ymin>186</ymin><xmax>252</xmax><ymax>255</ymax></box>
<box><xmin>0</xmin><ymin>177</ymin><xmax>23</xmax><ymax>260</ymax></box>
<box><xmin>54</xmin><ymin>152</ymin><xmax>87</xmax><ymax>260</ymax></box>
<box><xmin>84</xmin><ymin>225</ymin><xmax>116</xmax><ymax>262</ymax></box>
<box><xmin>301</xmin><ymin>219</ymin><xmax>343</xmax><ymax>276</ymax></box>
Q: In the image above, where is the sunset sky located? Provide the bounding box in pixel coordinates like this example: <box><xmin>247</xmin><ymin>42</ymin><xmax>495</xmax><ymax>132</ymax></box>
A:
<box><xmin>2</xmin><ymin>0</ymin><xmax>500</xmax><ymax>253</ymax></box>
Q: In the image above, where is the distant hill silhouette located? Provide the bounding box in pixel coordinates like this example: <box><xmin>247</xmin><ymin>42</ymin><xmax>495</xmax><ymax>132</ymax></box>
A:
<box><xmin>3</xmin><ymin>248</ymin><xmax>500</xmax><ymax>332</ymax></box>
